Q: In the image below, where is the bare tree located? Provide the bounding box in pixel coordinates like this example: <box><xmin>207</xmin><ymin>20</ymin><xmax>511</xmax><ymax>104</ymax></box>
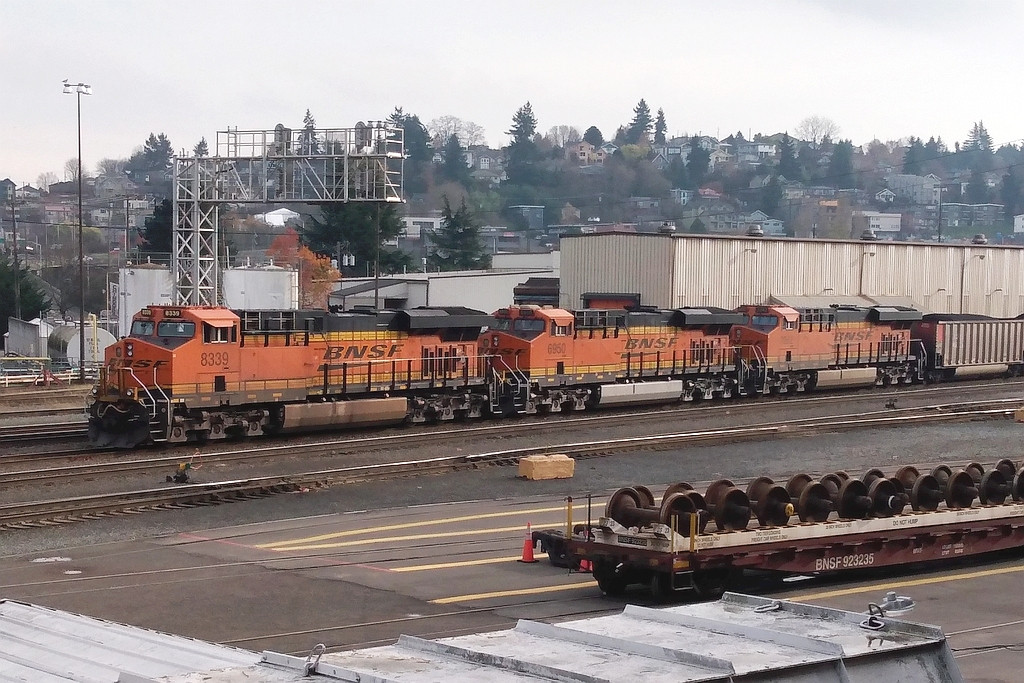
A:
<box><xmin>544</xmin><ymin>125</ymin><xmax>581</xmax><ymax>148</ymax></box>
<box><xmin>427</xmin><ymin>115</ymin><xmax>486</xmax><ymax>148</ymax></box>
<box><xmin>36</xmin><ymin>171</ymin><xmax>58</xmax><ymax>191</ymax></box>
<box><xmin>63</xmin><ymin>158</ymin><xmax>80</xmax><ymax>182</ymax></box>
<box><xmin>795</xmin><ymin>115</ymin><xmax>840</xmax><ymax>145</ymax></box>
<box><xmin>96</xmin><ymin>157</ymin><xmax>127</xmax><ymax>177</ymax></box>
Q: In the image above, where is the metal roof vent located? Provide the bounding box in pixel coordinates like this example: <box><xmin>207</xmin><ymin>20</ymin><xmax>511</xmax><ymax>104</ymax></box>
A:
<box><xmin>972</xmin><ymin>233</ymin><xmax>989</xmax><ymax>245</ymax></box>
<box><xmin>859</xmin><ymin>228</ymin><xmax>879</xmax><ymax>241</ymax></box>
<box><xmin>746</xmin><ymin>224</ymin><xmax>764</xmax><ymax>237</ymax></box>
<box><xmin>658</xmin><ymin>221</ymin><xmax>676</xmax><ymax>234</ymax></box>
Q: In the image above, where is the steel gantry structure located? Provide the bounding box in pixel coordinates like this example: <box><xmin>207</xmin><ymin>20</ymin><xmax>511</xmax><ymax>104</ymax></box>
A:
<box><xmin>172</xmin><ymin>122</ymin><xmax>404</xmax><ymax>305</ymax></box>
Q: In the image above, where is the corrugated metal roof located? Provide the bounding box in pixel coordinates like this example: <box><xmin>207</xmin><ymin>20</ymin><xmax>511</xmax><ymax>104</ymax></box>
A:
<box><xmin>158</xmin><ymin>593</ymin><xmax>962</xmax><ymax>682</ymax></box>
<box><xmin>0</xmin><ymin>599</ymin><xmax>259</xmax><ymax>682</ymax></box>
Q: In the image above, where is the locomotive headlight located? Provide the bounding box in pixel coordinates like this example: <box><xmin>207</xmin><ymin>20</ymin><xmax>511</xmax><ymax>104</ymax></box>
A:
<box><xmin>126</xmin><ymin>342</ymin><xmax>134</xmax><ymax>357</ymax></box>
<box><xmin>125</xmin><ymin>388</ymin><xmax>134</xmax><ymax>397</ymax></box>
<box><xmin>492</xmin><ymin>335</ymin><xmax>498</xmax><ymax>347</ymax></box>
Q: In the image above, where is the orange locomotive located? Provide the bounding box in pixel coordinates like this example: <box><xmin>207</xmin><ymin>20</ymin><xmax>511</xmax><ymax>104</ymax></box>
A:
<box><xmin>731</xmin><ymin>304</ymin><xmax>922</xmax><ymax>392</ymax></box>
<box><xmin>483</xmin><ymin>304</ymin><xmax>751</xmax><ymax>414</ymax></box>
<box><xmin>89</xmin><ymin>305</ymin><xmax>492</xmax><ymax>448</ymax></box>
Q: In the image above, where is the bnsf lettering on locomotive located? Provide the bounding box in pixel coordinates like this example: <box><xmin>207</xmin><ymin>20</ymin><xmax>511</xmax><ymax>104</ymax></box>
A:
<box><xmin>323</xmin><ymin>344</ymin><xmax>402</xmax><ymax>361</ymax></box>
<box><xmin>833</xmin><ymin>330</ymin><xmax>874</xmax><ymax>343</ymax></box>
<box><xmin>109</xmin><ymin>359</ymin><xmax>167</xmax><ymax>369</ymax></box>
<box><xmin>624</xmin><ymin>337</ymin><xmax>678</xmax><ymax>351</ymax></box>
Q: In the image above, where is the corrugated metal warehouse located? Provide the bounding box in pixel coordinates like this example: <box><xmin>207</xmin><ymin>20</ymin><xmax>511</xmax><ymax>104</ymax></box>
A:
<box><xmin>560</xmin><ymin>233</ymin><xmax>1024</xmax><ymax>317</ymax></box>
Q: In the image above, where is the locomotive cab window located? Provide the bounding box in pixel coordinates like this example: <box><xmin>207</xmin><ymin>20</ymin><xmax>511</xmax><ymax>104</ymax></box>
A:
<box><xmin>551</xmin><ymin>322</ymin><xmax>571</xmax><ymax>337</ymax></box>
<box><xmin>157</xmin><ymin>321</ymin><xmax>195</xmax><ymax>338</ymax></box>
<box><xmin>511</xmin><ymin>318</ymin><xmax>545</xmax><ymax>339</ymax></box>
<box><xmin>749</xmin><ymin>315</ymin><xmax>779</xmax><ymax>331</ymax></box>
<box><xmin>130</xmin><ymin>320</ymin><xmax>154</xmax><ymax>337</ymax></box>
<box><xmin>203</xmin><ymin>323</ymin><xmax>236</xmax><ymax>344</ymax></box>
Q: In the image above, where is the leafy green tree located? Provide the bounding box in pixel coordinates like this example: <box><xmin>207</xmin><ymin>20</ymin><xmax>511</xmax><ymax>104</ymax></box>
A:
<box><xmin>582</xmin><ymin>126</ymin><xmax>603</xmax><ymax>147</ymax></box>
<box><xmin>0</xmin><ymin>259</ymin><xmax>51</xmax><ymax>334</ymax></box>
<box><xmin>827</xmin><ymin>140</ymin><xmax>854</xmax><ymax>187</ymax></box>
<box><xmin>778</xmin><ymin>133</ymin><xmax>800</xmax><ymax>180</ymax></box>
<box><xmin>301</xmin><ymin>203</ymin><xmax>411</xmax><ymax>276</ymax></box>
<box><xmin>626</xmin><ymin>99</ymin><xmax>653</xmax><ymax>145</ymax></box>
<box><xmin>505</xmin><ymin>102</ymin><xmax>541</xmax><ymax>185</ymax></box>
<box><xmin>427</xmin><ymin>196</ymin><xmax>491</xmax><ymax>271</ymax></box>
<box><xmin>686</xmin><ymin>137</ymin><xmax>710</xmax><ymax>187</ymax></box>
<box><xmin>440</xmin><ymin>133</ymin><xmax>472</xmax><ymax>186</ymax></box>
<box><xmin>902</xmin><ymin>136</ymin><xmax>925</xmax><ymax>175</ymax></box>
<box><xmin>139</xmin><ymin>199</ymin><xmax>172</xmax><ymax>255</ymax></box>
<box><xmin>653</xmin><ymin>108</ymin><xmax>667</xmax><ymax>145</ymax></box>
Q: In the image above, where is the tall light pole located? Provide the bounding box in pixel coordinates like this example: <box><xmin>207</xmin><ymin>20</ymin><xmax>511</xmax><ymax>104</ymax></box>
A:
<box><xmin>63</xmin><ymin>79</ymin><xmax>91</xmax><ymax>382</ymax></box>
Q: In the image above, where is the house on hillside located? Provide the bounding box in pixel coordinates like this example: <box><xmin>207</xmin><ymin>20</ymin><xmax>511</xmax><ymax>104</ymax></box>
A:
<box><xmin>565</xmin><ymin>141</ymin><xmax>606</xmax><ymax>166</ymax></box>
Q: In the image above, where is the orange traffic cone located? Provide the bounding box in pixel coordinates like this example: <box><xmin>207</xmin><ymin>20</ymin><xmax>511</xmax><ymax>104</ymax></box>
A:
<box><xmin>518</xmin><ymin>522</ymin><xmax>539</xmax><ymax>563</ymax></box>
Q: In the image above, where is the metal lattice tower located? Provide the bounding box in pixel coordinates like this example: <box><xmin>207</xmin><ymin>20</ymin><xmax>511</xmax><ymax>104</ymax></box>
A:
<box><xmin>172</xmin><ymin>122</ymin><xmax>404</xmax><ymax>305</ymax></box>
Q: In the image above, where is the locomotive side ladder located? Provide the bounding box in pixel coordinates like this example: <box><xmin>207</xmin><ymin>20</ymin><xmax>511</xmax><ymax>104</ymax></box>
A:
<box><xmin>489</xmin><ymin>357</ymin><xmax>530</xmax><ymax>414</ymax></box>
<box><xmin>127</xmin><ymin>367</ymin><xmax>171</xmax><ymax>443</ymax></box>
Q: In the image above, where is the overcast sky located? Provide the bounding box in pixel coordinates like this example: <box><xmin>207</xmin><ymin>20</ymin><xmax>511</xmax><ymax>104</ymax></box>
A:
<box><xmin>2</xmin><ymin>0</ymin><xmax>1022</xmax><ymax>185</ymax></box>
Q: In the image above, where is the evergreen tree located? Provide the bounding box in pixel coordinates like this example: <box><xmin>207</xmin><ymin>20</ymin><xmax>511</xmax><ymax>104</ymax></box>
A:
<box><xmin>760</xmin><ymin>175</ymin><xmax>783</xmax><ymax>216</ymax></box>
<box><xmin>301</xmin><ymin>203</ymin><xmax>411</xmax><ymax>276</ymax></box>
<box><xmin>827</xmin><ymin>139</ymin><xmax>854</xmax><ymax>187</ymax></box>
<box><xmin>665</xmin><ymin>157</ymin><xmax>689</xmax><ymax>189</ymax></box>
<box><xmin>626</xmin><ymin>99</ymin><xmax>653</xmax><ymax>145</ymax></box>
<box><xmin>686</xmin><ymin>137</ymin><xmax>710</xmax><ymax>187</ymax></box>
<box><xmin>440</xmin><ymin>133</ymin><xmax>471</xmax><ymax>186</ymax></box>
<box><xmin>1000</xmin><ymin>166</ymin><xmax>1022</xmax><ymax>225</ymax></box>
<box><xmin>300</xmin><ymin>109</ymin><xmax>321</xmax><ymax>154</ymax></box>
<box><xmin>778</xmin><ymin>133</ymin><xmax>799</xmax><ymax>180</ymax></box>
<box><xmin>0</xmin><ymin>259</ymin><xmax>51</xmax><ymax>335</ymax></box>
<box><xmin>902</xmin><ymin>136</ymin><xmax>926</xmax><ymax>175</ymax></box>
<box><xmin>427</xmin><ymin>196</ymin><xmax>491</xmax><ymax>271</ymax></box>
<box><xmin>583</xmin><ymin>125</ymin><xmax>604</xmax><ymax>147</ymax></box>
<box><xmin>139</xmin><ymin>199</ymin><xmax>173</xmax><ymax>255</ymax></box>
<box><xmin>653</xmin><ymin>108</ymin><xmax>667</xmax><ymax>145</ymax></box>
<box><xmin>388</xmin><ymin>107</ymin><xmax>432</xmax><ymax>194</ymax></box>
<box><xmin>193</xmin><ymin>137</ymin><xmax>209</xmax><ymax>157</ymax></box>
<box><xmin>963</xmin><ymin>121</ymin><xmax>994</xmax><ymax>172</ymax></box>
<box><xmin>505</xmin><ymin>102</ymin><xmax>541</xmax><ymax>185</ymax></box>
<box><xmin>965</xmin><ymin>168</ymin><xmax>992</xmax><ymax>204</ymax></box>
<box><xmin>142</xmin><ymin>133</ymin><xmax>173</xmax><ymax>169</ymax></box>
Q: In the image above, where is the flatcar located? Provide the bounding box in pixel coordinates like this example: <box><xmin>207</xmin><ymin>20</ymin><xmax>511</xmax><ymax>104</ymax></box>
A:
<box><xmin>88</xmin><ymin>304</ymin><xmax>492</xmax><ymax>448</ymax></box>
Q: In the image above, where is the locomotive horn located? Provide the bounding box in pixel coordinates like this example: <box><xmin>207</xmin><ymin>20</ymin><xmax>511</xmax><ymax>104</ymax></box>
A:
<box><xmin>995</xmin><ymin>459</ymin><xmax>1018</xmax><ymax>482</ymax></box>
<box><xmin>605</xmin><ymin>487</ymin><xmax>660</xmax><ymax>528</ymax></box>
<box><xmin>979</xmin><ymin>470</ymin><xmax>1011</xmax><ymax>505</ymax></box>
<box><xmin>945</xmin><ymin>470</ymin><xmax>979</xmax><ymax>509</ymax></box>
<box><xmin>964</xmin><ymin>462</ymin><xmax>985</xmax><ymax>484</ymax></box>
<box><xmin>910</xmin><ymin>474</ymin><xmax>943</xmax><ymax>512</ymax></box>
<box><xmin>746</xmin><ymin>477</ymin><xmax>794</xmax><ymax>527</ymax></box>
<box><xmin>705</xmin><ymin>479</ymin><xmax>751</xmax><ymax>531</ymax></box>
<box><xmin>867</xmin><ymin>477</ymin><xmax>907</xmax><ymax>517</ymax></box>
<box><xmin>633</xmin><ymin>485</ymin><xmax>657</xmax><ymax>508</ymax></box>
<box><xmin>836</xmin><ymin>479</ymin><xmax>873</xmax><ymax>519</ymax></box>
<box><xmin>894</xmin><ymin>465</ymin><xmax>920</xmax><ymax>490</ymax></box>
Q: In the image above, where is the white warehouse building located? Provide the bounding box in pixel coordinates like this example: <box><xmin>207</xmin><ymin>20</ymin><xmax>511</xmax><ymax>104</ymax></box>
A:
<box><xmin>560</xmin><ymin>232</ymin><xmax>1024</xmax><ymax>317</ymax></box>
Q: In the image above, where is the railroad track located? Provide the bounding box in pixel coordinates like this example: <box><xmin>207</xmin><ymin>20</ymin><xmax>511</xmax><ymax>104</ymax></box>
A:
<box><xmin>0</xmin><ymin>398</ymin><xmax>1017</xmax><ymax>530</ymax></box>
<box><xmin>0</xmin><ymin>406</ymin><xmax>85</xmax><ymax>420</ymax></box>
<box><xmin>0</xmin><ymin>421</ymin><xmax>88</xmax><ymax>443</ymax></box>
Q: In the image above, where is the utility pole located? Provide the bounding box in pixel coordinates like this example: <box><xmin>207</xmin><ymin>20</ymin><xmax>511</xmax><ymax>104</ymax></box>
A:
<box><xmin>9</xmin><ymin>198</ymin><xmax>20</xmax><ymax>319</ymax></box>
<box><xmin>374</xmin><ymin>203</ymin><xmax>380</xmax><ymax>310</ymax></box>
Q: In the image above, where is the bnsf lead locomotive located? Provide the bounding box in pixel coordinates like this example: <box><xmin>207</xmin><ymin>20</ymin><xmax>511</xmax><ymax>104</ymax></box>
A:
<box><xmin>89</xmin><ymin>303</ymin><xmax>1024</xmax><ymax>448</ymax></box>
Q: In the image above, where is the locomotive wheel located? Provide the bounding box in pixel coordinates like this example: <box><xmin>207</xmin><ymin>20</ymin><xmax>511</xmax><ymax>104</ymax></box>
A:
<box><xmin>867</xmin><ymin>478</ymin><xmax>906</xmax><ymax>517</ymax></box>
<box><xmin>605</xmin><ymin>487</ymin><xmax>646</xmax><ymax>525</ymax></box>
<box><xmin>633</xmin><ymin>485</ymin><xmax>656</xmax><ymax>508</ymax></box>
<box><xmin>746</xmin><ymin>479</ymin><xmax>793</xmax><ymax>527</ymax></box>
<box><xmin>593</xmin><ymin>559</ymin><xmax>627</xmax><ymax>597</ymax></box>
<box><xmin>946</xmin><ymin>470</ymin><xmax>979</xmax><ymax>509</ymax></box>
<box><xmin>833</xmin><ymin>470</ymin><xmax>851</xmax><ymax>481</ymax></box>
<box><xmin>979</xmin><ymin>470</ymin><xmax>1010</xmax><ymax>505</ymax></box>
<box><xmin>705</xmin><ymin>479</ymin><xmax>736</xmax><ymax>508</ymax></box>
<box><xmin>964</xmin><ymin>462</ymin><xmax>985</xmax><ymax>484</ymax></box>
<box><xmin>862</xmin><ymin>468</ymin><xmax>886</xmax><ymax>485</ymax></box>
<box><xmin>659</xmin><ymin>492</ymin><xmax>697</xmax><ymax>527</ymax></box>
<box><xmin>910</xmin><ymin>474</ymin><xmax>942</xmax><ymax>511</ymax></box>
<box><xmin>785</xmin><ymin>472</ymin><xmax>814</xmax><ymax>499</ymax></box>
<box><xmin>713</xmin><ymin>487</ymin><xmax>751</xmax><ymax>531</ymax></box>
<box><xmin>682</xmin><ymin>491</ymin><xmax>708</xmax><ymax>532</ymax></box>
<box><xmin>820</xmin><ymin>473</ymin><xmax>845</xmax><ymax>503</ymax></box>
<box><xmin>931</xmin><ymin>465</ymin><xmax>953</xmax><ymax>490</ymax></box>
<box><xmin>745</xmin><ymin>476</ymin><xmax>776</xmax><ymax>502</ymax></box>
<box><xmin>894</xmin><ymin>465</ymin><xmax>920</xmax><ymax>489</ymax></box>
<box><xmin>995</xmin><ymin>459</ymin><xmax>1018</xmax><ymax>481</ymax></box>
<box><xmin>662</xmin><ymin>482</ymin><xmax>694</xmax><ymax>500</ymax></box>
<box><xmin>837</xmin><ymin>479</ymin><xmax>872</xmax><ymax>519</ymax></box>
<box><xmin>1013</xmin><ymin>467</ymin><xmax>1024</xmax><ymax>502</ymax></box>
<box><xmin>796</xmin><ymin>482</ymin><xmax>833</xmax><ymax>522</ymax></box>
